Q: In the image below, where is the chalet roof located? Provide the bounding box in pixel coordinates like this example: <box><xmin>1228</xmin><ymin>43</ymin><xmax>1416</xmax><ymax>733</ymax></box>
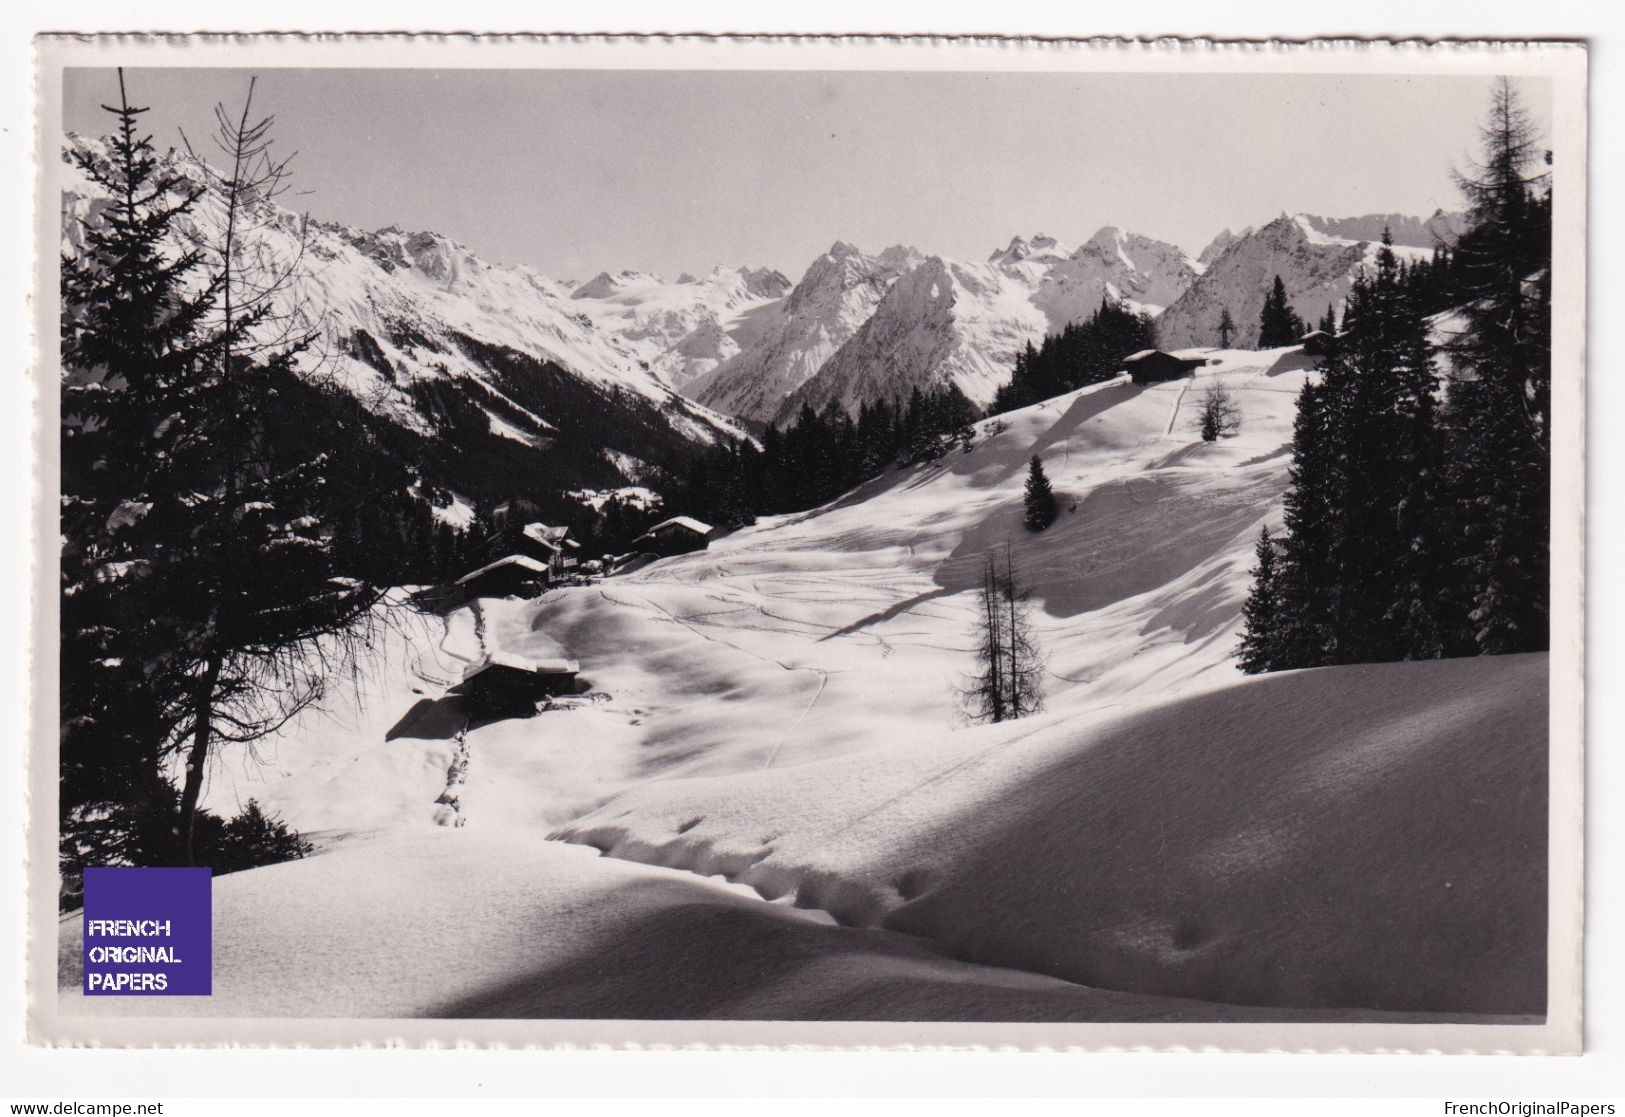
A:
<box><xmin>461</xmin><ymin>651</ymin><xmax>580</xmax><ymax>683</ymax></box>
<box><xmin>1300</xmin><ymin>330</ymin><xmax>1334</xmax><ymax>341</ymax></box>
<box><xmin>520</xmin><ymin>523</ymin><xmax>566</xmax><ymax>553</ymax></box>
<box><xmin>1122</xmin><ymin>349</ymin><xmax>1167</xmax><ymax>363</ymax></box>
<box><xmin>456</xmin><ymin>554</ymin><xmax>549</xmax><ymax>584</ymax></box>
<box><xmin>639</xmin><ymin>515</ymin><xmax>714</xmax><ymax>537</ymax></box>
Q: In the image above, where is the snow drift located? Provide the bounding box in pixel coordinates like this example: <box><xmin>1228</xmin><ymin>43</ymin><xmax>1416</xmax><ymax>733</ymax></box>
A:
<box><xmin>557</xmin><ymin>652</ymin><xmax>1547</xmax><ymax>1017</ymax></box>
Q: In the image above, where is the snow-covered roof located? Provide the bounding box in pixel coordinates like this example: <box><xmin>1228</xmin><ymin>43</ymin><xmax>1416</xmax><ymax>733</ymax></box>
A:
<box><xmin>520</xmin><ymin>523</ymin><xmax>565</xmax><ymax>553</ymax></box>
<box><xmin>1300</xmin><ymin>330</ymin><xmax>1334</xmax><ymax>341</ymax></box>
<box><xmin>640</xmin><ymin>515</ymin><xmax>714</xmax><ymax>537</ymax></box>
<box><xmin>1122</xmin><ymin>349</ymin><xmax>1167</xmax><ymax>362</ymax></box>
<box><xmin>522</xmin><ymin>522</ymin><xmax>571</xmax><ymax>545</ymax></box>
<box><xmin>455</xmin><ymin>554</ymin><xmax>549</xmax><ymax>584</ymax></box>
<box><xmin>461</xmin><ymin>651</ymin><xmax>579</xmax><ymax>682</ymax></box>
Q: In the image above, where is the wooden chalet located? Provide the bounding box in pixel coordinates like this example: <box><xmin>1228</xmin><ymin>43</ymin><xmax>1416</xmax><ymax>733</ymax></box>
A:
<box><xmin>459</xmin><ymin>651</ymin><xmax>580</xmax><ymax>720</ymax></box>
<box><xmin>455</xmin><ymin>554</ymin><xmax>550</xmax><ymax>600</ymax></box>
<box><xmin>512</xmin><ymin>522</ymin><xmax>580</xmax><ymax>574</ymax></box>
<box><xmin>631</xmin><ymin>515</ymin><xmax>715</xmax><ymax>558</ymax></box>
<box><xmin>1299</xmin><ymin>329</ymin><xmax>1338</xmax><ymax>357</ymax></box>
<box><xmin>1122</xmin><ymin>349</ymin><xmax>1207</xmax><ymax>385</ymax></box>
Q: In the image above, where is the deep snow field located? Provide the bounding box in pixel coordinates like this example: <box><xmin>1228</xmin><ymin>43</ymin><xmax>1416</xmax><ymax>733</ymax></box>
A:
<box><xmin>58</xmin><ymin>347</ymin><xmax>1549</xmax><ymax>1022</ymax></box>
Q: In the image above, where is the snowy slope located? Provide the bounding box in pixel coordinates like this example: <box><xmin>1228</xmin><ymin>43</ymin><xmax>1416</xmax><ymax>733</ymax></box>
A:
<box><xmin>557</xmin><ymin>651</ymin><xmax>1546</xmax><ymax>1016</ymax></box>
<box><xmin>61</xmin><ymin>136</ymin><xmax>748</xmax><ymax>493</ymax></box>
<box><xmin>56</xmin><ymin>826</ymin><xmax>1502</xmax><ymax>1022</ymax></box>
<box><xmin>1158</xmin><ymin>213</ymin><xmax>1450</xmax><ymax>349</ymax></box>
<box><xmin>187</xmin><ymin>350</ymin><xmax>1309</xmax><ymax>856</ymax></box>
<box><xmin>61</xmin><ymin>341</ymin><xmax>1546</xmax><ymax>1021</ymax></box>
<box><xmin>202</xmin><ymin>348</ymin><xmax>1312</xmax><ymax>830</ymax></box>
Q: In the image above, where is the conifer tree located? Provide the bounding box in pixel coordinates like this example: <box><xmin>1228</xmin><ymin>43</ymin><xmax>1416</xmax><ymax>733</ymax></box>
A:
<box><xmin>1444</xmin><ymin>77</ymin><xmax>1552</xmax><ymax>655</ymax></box>
<box><xmin>1023</xmin><ymin>455</ymin><xmax>1057</xmax><ymax>531</ymax></box>
<box><xmin>1270</xmin><ymin>379</ymin><xmax>1340</xmax><ymax>667</ymax></box>
<box><xmin>1317</xmin><ymin>231</ymin><xmax>1441</xmax><ymax>662</ymax></box>
<box><xmin>63</xmin><ymin>73</ymin><xmax>389</xmax><ymax>865</ymax></box>
<box><xmin>60</xmin><ymin>69</ymin><xmax>222</xmax><ymax>873</ymax></box>
<box><xmin>1237</xmin><ymin>526</ymin><xmax>1281</xmax><ymax>673</ymax></box>
<box><xmin>1217</xmin><ymin>306</ymin><xmax>1236</xmax><ymax>348</ymax></box>
<box><xmin>991</xmin><ymin>299</ymin><xmax>1157</xmax><ymax>413</ymax></box>
<box><xmin>1258</xmin><ymin>275</ymin><xmax>1305</xmax><ymax>347</ymax></box>
<box><xmin>1236</xmin><ymin>78</ymin><xmax>1552</xmax><ymax>675</ymax></box>
<box><xmin>1197</xmin><ymin>383</ymin><xmax>1241</xmax><ymax>442</ymax></box>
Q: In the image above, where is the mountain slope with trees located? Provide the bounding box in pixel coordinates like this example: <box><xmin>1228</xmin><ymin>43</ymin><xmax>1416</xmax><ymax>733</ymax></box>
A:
<box><xmin>1239</xmin><ymin>79</ymin><xmax>1551</xmax><ymax>670</ymax></box>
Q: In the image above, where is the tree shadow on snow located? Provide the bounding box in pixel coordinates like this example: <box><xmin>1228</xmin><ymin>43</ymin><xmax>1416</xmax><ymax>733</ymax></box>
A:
<box><xmin>953</xmin><ymin>382</ymin><xmax>1149</xmax><ymax>486</ymax></box>
<box><xmin>818</xmin><ymin>587</ymin><xmax>956</xmax><ymax>641</ymax></box>
<box><xmin>932</xmin><ymin>470</ymin><xmax>1278</xmax><ymax>622</ymax></box>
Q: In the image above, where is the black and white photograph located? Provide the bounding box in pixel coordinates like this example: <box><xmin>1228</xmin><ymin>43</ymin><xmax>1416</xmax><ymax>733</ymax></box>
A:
<box><xmin>27</xmin><ymin>34</ymin><xmax>1586</xmax><ymax>1053</ymax></box>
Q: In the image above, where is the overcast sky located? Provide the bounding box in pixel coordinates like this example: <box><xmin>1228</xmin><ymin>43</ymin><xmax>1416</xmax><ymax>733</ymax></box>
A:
<box><xmin>62</xmin><ymin>68</ymin><xmax>1552</xmax><ymax>283</ymax></box>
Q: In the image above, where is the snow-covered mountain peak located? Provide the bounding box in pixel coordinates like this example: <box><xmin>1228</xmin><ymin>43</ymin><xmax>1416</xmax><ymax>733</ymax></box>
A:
<box><xmin>876</xmin><ymin>244</ymin><xmax>925</xmax><ymax>271</ymax></box>
<box><xmin>62</xmin><ymin>133</ymin><xmax>748</xmax><ymax>502</ymax></box>
<box><xmin>687</xmin><ymin>242</ymin><xmax>926</xmax><ymax>423</ymax></box>
<box><xmin>1158</xmin><ymin>211</ymin><xmax>1446</xmax><ymax>350</ymax></box>
<box><xmin>772</xmin><ymin>253</ymin><xmax>1049</xmax><ymax>424</ymax></box>
<box><xmin>565</xmin><ymin>264</ymin><xmax>793</xmax><ymax>390</ymax></box>
<box><xmin>1021</xmin><ymin>227</ymin><xmax>1199</xmax><ymax>328</ymax></box>
<box><xmin>988</xmin><ymin>234</ymin><xmax>1072</xmax><ymax>266</ymax></box>
<box><xmin>1080</xmin><ymin>224</ymin><xmax>1126</xmax><ymax>251</ymax></box>
<box><xmin>571</xmin><ymin>270</ymin><xmax>666</xmax><ymax>300</ymax></box>
<box><xmin>782</xmin><ymin>242</ymin><xmax>916</xmax><ymax>317</ymax></box>
<box><xmin>1296</xmin><ymin>211</ymin><xmax>1467</xmax><ymax>249</ymax></box>
<box><xmin>1197</xmin><ymin>227</ymin><xmax>1252</xmax><ymax>267</ymax></box>
<box><xmin>332</xmin><ymin>224</ymin><xmax>479</xmax><ymax>289</ymax></box>
<box><xmin>737</xmin><ymin>265</ymin><xmax>794</xmax><ymax>299</ymax></box>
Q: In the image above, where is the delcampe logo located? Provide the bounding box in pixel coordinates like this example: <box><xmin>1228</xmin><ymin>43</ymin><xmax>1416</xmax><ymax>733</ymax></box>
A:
<box><xmin>82</xmin><ymin>867</ymin><xmax>212</xmax><ymax>995</ymax></box>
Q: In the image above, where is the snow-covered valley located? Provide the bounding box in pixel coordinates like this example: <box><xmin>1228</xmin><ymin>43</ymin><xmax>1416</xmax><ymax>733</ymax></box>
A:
<box><xmin>56</xmin><ymin>346</ymin><xmax>1548</xmax><ymax>1023</ymax></box>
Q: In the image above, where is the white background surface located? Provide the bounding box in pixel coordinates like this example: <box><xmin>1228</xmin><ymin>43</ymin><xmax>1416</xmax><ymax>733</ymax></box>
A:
<box><xmin>0</xmin><ymin>0</ymin><xmax>1617</xmax><ymax>1102</ymax></box>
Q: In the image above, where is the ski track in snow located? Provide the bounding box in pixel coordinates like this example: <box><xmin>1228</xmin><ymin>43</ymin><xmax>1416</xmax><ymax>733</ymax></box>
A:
<box><xmin>1164</xmin><ymin>379</ymin><xmax>1193</xmax><ymax>437</ymax></box>
<box><xmin>595</xmin><ymin>583</ymin><xmax>837</xmax><ymax>772</ymax></box>
<box><xmin>762</xmin><ymin>669</ymin><xmax>828</xmax><ymax>772</ymax></box>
